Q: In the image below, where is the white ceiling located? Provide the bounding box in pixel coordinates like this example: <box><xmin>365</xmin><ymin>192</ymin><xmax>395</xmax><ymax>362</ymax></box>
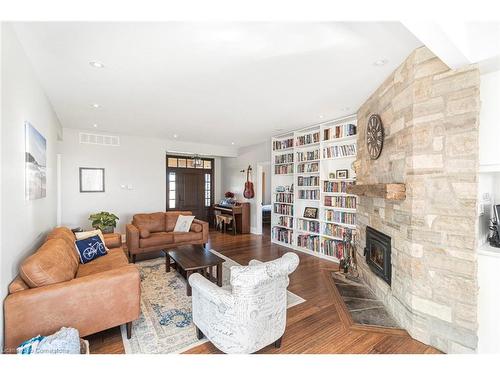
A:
<box><xmin>13</xmin><ymin>22</ymin><xmax>421</xmax><ymax>147</ymax></box>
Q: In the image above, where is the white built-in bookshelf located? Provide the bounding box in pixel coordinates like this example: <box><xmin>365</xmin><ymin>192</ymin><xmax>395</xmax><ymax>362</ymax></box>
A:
<box><xmin>271</xmin><ymin>114</ymin><xmax>358</xmax><ymax>263</ymax></box>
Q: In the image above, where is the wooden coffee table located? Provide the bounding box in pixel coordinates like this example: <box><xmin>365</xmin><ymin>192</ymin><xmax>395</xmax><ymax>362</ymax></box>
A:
<box><xmin>164</xmin><ymin>244</ymin><xmax>225</xmax><ymax>296</ymax></box>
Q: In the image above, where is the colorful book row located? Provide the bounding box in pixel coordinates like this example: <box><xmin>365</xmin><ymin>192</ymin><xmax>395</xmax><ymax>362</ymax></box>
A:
<box><xmin>296</xmin><ymin>149</ymin><xmax>320</xmax><ymax>162</ymax></box>
<box><xmin>297</xmin><ymin>234</ymin><xmax>320</xmax><ymax>251</ymax></box>
<box><xmin>297</xmin><ymin>162</ymin><xmax>319</xmax><ymax>173</ymax></box>
<box><xmin>298</xmin><ymin>189</ymin><xmax>320</xmax><ymax>200</ymax></box>
<box><xmin>275</xmin><ymin>164</ymin><xmax>294</xmax><ymax>175</ymax></box>
<box><xmin>323</xmin><ymin>180</ymin><xmax>355</xmax><ymax>193</ymax></box>
<box><xmin>297</xmin><ymin>219</ymin><xmax>320</xmax><ymax>233</ymax></box>
<box><xmin>272</xmin><ymin>227</ymin><xmax>293</xmax><ymax>244</ymax></box>
<box><xmin>275</xmin><ymin>192</ymin><xmax>294</xmax><ymax>204</ymax></box>
<box><xmin>323</xmin><ymin>143</ymin><xmax>356</xmax><ymax>158</ymax></box>
<box><xmin>296</xmin><ymin>132</ymin><xmax>320</xmax><ymax>146</ymax></box>
<box><xmin>324</xmin><ymin>195</ymin><xmax>357</xmax><ymax>209</ymax></box>
<box><xmin>297</xmin><ymin>176</ymin><xmax>319</xmax><ymax>187</ymax></box>
<box><xmin>273</xmin><ymin>139</ymin><xmax>293</xmax><ymax>151</ymax></box>
<box><xmin>325</xmin><ymin>209</ymin><xmax>356</xmax><ymax>225</ymax></box>
<box><xmin>323</xmin><ymin>123</ymin><xmax>357</xmax><ymax>141</ymax></box>
<box><xmin>274</xmin><ymin>203</ymin><xmax>293</xmax><ymax>216</ymax></box>
<box><xmin>274</xmin><ymin>153</ymin><xmax>294</xmax><ymax>164</ymax></box>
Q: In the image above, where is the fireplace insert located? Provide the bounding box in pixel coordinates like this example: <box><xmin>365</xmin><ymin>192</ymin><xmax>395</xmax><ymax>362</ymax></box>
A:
<box><xmin>364</xmin><ymin>226</ymin><xmax>391</xmax><ymax>285</ymax></box>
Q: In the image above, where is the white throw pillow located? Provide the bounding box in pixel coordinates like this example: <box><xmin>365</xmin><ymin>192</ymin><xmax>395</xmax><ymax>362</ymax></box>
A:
<box><xmin>174</xmin><ymin>215</ymin><xmax>195</xmax><ymax>232</ymax></box>
<box><xmin>75</xmin><ymin>229</ymin><xmax>109</xmax><ymax>250</ymax></box>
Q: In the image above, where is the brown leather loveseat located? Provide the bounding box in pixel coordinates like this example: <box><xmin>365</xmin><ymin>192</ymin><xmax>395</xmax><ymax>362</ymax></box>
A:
<box><xmin>3</xmin><ymin>227</ymin><xmax>141</xmax><ymax>353</ymax></box>
<box><xmin>126</xmin><ymin>211</ymin><xmax>208</xmax><ymax>263</ymax></box>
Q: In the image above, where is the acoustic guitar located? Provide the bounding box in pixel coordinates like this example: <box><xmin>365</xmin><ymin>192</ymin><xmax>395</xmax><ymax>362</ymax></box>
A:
<box><xmin>243</xmin><ymin>165</ymin><xmax>255</xmax><ymax>199</ymax></box>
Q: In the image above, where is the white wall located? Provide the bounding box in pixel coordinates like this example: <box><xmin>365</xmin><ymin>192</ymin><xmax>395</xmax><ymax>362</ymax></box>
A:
<box><xmin>0</xmin><ymin>23</ymin><xmax>62</xmax><ymax>351</ymax></box>
<box><xmin>479</xmin><ymin>70</ymin><xmax>500</xmax><ymax>168</ymax></box>
<box><xmin>59</xmin><ymin>128</ymin><xmax>234</xmax><ymax>234</ymax></box>
<box><xmin>221</xmin><ymin>141</ymin><xmax>271</xmax><ymax>233</ymax></box>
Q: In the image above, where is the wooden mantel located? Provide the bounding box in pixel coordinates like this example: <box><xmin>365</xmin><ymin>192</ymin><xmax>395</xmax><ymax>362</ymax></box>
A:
<box><xmin>347</xmin><ymin>183</ymin><xmax>406</xmax><ymax>201</ymax></box>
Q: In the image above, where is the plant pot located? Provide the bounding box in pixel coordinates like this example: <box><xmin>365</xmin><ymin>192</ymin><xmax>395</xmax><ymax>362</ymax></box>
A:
<box><xmin>100</xmin><ymin>226</ymin><xmax>114</xmax><ymax>234</ymax></box>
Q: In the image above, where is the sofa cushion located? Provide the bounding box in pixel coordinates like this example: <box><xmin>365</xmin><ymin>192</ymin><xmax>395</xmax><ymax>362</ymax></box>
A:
<box><xmin>75</xmin><ymin>235</ymin><xmax>108</xmax><ymax>264</ymax></box>
<box><xmin>46</xmin><ymin>227</ymin><xmax>79</xmax><ymax>267</ymax></box>
<box><xmin>133</xmin><ymin>212</ymin><xmax>165</xmax><ymax>233</ymax></box>
<box><xmin>20</xmin><ymin>238</ymin><xmax>78</xmax><ymax>288</ymax></box>
<box><xmin>165</xmin><ymin>211</ymin><xmax>192</xmax><ymax>232</ymax></box>
<box><xmin>174</xmin><ymin>231</ymin><xmax>203</xmax><ymax>243</ymax></box>
<box><xmin>139</xmin><ymin>232</ymin><xmax>174</xmax><ymax>248</ymax></box>
<box><xmin>138</xmin><ymin>227</ymin><xmax>150</xmax><ymax>239</ymax></box>
<box><xmin>191</xmin><ymin>222</ymin><xmax>203</xmax><ymax>233</ymax></box>
<box><xmin>76</xmin><ymin>248</ymin><xmax>129</xmax><ymax>278</ymax></box>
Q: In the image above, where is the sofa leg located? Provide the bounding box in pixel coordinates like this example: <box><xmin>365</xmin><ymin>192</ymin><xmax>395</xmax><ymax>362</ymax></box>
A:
<box><xmin>126</xmin><ymin>321</ymin><xmax>132</xmax><ymax>339</ymax></box>
<box><xmin>274</xmin><ymin>336</ymin><xmax>283</xmax><ymax>348</ymax></box>
<box><xmin>195</xmin><ymin>326</ymin><xmax>204</xmax><ymax>340</ymax></box>
<box><xmin>203</xmin><ymin>243</ymin><xmax>207</xmax><ymax>249</ymax></box>
<box><xmin>131</xmin><ymin>254</ymin><xmax>136</xmax><ymax>263</ymax></box>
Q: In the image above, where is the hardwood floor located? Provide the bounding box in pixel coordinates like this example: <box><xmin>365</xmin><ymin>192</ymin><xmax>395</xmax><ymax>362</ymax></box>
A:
<box><xmin>87</xmin><ymin>229</ymin><xmax>441</xmax><ymax>354</ymax></box>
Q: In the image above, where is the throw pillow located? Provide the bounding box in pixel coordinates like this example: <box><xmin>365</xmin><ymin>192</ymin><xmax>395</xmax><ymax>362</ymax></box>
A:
<box><xmin>75</xmin><ymin>229</ymin><xmax>109</xmax><ymax>251</ymax></box>
<box><xmin>75</xmin><ymin>235</ymin><xmax>108</xmax><ymax>264</ymax></box>
<box><xmin>190</xmin><ymin>222</ymin><xmax>202</xmax><ymax>233</ymax></box>
<box><xmin>174</xmin><ymin>215</ymin><xmax>195</xmax><ymax>232</ymax></box>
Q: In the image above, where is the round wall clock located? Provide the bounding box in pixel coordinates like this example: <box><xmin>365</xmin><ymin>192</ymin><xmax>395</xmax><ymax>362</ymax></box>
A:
<box><xmin>366</xmin><ymin>114</ymin><xmax>384</xmax><ymax>160</ymax></box>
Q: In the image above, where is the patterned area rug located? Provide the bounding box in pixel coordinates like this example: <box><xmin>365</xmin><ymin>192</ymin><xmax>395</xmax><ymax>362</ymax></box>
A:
<box><xmin>120</xmin><ymin>250</ymin><xmax>305</xmax><ymax>354</ymax></box>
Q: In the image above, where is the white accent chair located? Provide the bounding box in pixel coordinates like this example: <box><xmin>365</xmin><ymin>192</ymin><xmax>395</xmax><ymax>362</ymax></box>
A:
<box><xmin>188</xmin><ymin>252</ymin><xmax>300</xmax><ymax>354</ymax></box>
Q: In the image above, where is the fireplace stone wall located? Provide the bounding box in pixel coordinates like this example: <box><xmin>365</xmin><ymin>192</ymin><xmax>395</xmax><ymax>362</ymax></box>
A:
<box><xmin>355</xmin><ymin>47</ymin><xmax>480</xmax><ymax>353</ymax></box>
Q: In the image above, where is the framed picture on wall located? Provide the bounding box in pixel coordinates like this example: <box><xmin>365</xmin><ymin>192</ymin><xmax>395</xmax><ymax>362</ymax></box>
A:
<box><xmin>336</xmin><ymin>169</ymin><xmax>349</xmax><ymax>179</ymax></box>
<box><xmin>25</xmin><ymin>122</ymin><xmax>47</xmax><ymax>200</ymax></box>
<box><xmin>79</xmin><ymin>167</ymin><xmax>105</xmax><ymax>192</ymax></box>
<box><xmin>303</xmin><ymin>207</ymin><xmax>318</xmax><ymax>219</ymax></box>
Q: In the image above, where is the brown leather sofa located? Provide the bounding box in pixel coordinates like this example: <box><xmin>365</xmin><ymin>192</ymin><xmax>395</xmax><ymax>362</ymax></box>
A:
<box><xmin>3</xmin><ymin>227</ymin><xmax>140</xmax><ymax>353</ymax></box>
<box><xmin>126</xmin><ymin>211</ymin><xmax>208</xmax><ymax>263</ymax></box>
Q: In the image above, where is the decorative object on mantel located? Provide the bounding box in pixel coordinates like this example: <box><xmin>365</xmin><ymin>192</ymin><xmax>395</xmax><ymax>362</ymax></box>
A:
<box><xmin>336</xmin><ymin>169</ymin><xmax>348</xmax><ymax>179</ymax></box>
<box><xmin>79</xmin><ymin>167</ymin><xmax>105</xmax><ymax>192</ymax></box>
<box><xmin>88</xmin><ymin>211</ymin><xmax>119</xmax><ymax>233</ymax></box>
<box><xmin>328</xmin><ymin>172</ymin><xmax>336</xmax><ymax>179</ymax></box>
<box><xmin>241</xmin><ymin>165</ymin><xmax>255</xmax><ymax>199</ymax></box>
<box><xmin>347</xmin><ymin>183</ymin><xmax>406</xmax><ymax>201</ymax></box>
<box><xmin>366</xmin><ymin>114</ymin><xmax>384</xmax><ymax>160</ymax></box>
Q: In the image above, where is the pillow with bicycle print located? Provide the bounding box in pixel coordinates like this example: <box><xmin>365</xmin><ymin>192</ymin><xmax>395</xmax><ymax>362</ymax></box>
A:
<box><xmin>75</xmin><ymin>235</ymin><xmax>108</xmax><ymax>264</ymax></box>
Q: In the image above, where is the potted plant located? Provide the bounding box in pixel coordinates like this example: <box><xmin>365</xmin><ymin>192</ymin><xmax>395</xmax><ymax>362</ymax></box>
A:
<box><xmin>88</xmin><ymin>211</ymin><xmax>119</xmax><ymax>234</ymax></box>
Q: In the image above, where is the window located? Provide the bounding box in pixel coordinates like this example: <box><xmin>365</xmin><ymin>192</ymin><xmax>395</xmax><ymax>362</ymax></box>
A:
<box><xmin>168</xmin><ymin>172</ymin><xmax>176</xmax><ymax>208</ymax></box>
<box><xmin>203</xmin><ymin>160</ymin><xmax>212</xmax><ymax>169</ymax></box>
<box><xmin>167</xmin><ymin>158</ymin><xmax>177</xmax><ymax>167</ymax></box>
<box><xmin>205</xmin><ymin>173</ymin><xmax>211</xmax><ymax>207</ymax></box>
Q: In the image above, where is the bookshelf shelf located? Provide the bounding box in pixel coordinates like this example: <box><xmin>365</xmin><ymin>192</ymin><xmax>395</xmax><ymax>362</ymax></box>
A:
<box><xmin>271</xmin><ymin>115</ymin><xmax>357</xmax><ymax>263</ymax></box>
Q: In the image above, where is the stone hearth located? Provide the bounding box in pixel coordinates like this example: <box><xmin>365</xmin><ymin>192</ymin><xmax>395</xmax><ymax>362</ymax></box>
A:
<box><xmin>354</xmin><ymin>47</ymin><xmax>480</xmax><ymax>353</ymax></box>
<box><xmin>332</xmin><ymin>273</ymin><xmax>400</xmax><ymax>329</ymax></box>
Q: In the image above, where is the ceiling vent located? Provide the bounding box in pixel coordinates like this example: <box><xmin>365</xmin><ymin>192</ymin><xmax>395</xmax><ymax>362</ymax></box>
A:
<box><xmin>79</xmin><ymin>132</ymin><xmax>120</xmax><ymax>146</ymax></box>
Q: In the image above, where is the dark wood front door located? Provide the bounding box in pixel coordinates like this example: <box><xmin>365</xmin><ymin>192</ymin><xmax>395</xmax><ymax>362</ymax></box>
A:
<box><xmin>166</xmin><ymin>155</ymin><xmax>214</xmax><ymax>222</ymax></box>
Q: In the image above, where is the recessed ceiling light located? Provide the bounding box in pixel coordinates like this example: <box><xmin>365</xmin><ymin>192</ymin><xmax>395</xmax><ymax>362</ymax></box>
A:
<box><xmin>231</xmin><ymin>142</ymin><xmax>235</xmax><ymax>145</ymax></box>
<box><xmin>319</xmin><ymin>115</ymin><xmax>324</xmax><ymax>119</ymax></box>
<box><xmin>92</xmin><ymin>103</ymin><xmax>100</xmax><ymax>108</ymax></box>
<box><xmin>89</xmin><ymin>61</ymin><xmax>105</xmax><ymax>68</ymax></box>
<box><xmin>173</xmin><ymin>134</ymin><xmax>178</xmax><ymax>138</ymax></box>
<box><xmin>93</xmin><ymin>124</ymin><xmax>98</xmax><ymax>128</ymax></box>
<box><xmin>373</xmin><ymin>59</ymin><xmax>388</xmax><ymax>66</ymax></box>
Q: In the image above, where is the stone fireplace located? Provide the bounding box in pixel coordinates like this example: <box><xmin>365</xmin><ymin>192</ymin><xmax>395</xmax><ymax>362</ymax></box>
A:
<box><xmin>353</xmin><ymin>47</ymin><xmax>480</xmax><ymax>353</ymax></box>
<box><xmin>365</xmin><ymin>226</ymin><xmax>392</xmax><ymax>286</ymax></box>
